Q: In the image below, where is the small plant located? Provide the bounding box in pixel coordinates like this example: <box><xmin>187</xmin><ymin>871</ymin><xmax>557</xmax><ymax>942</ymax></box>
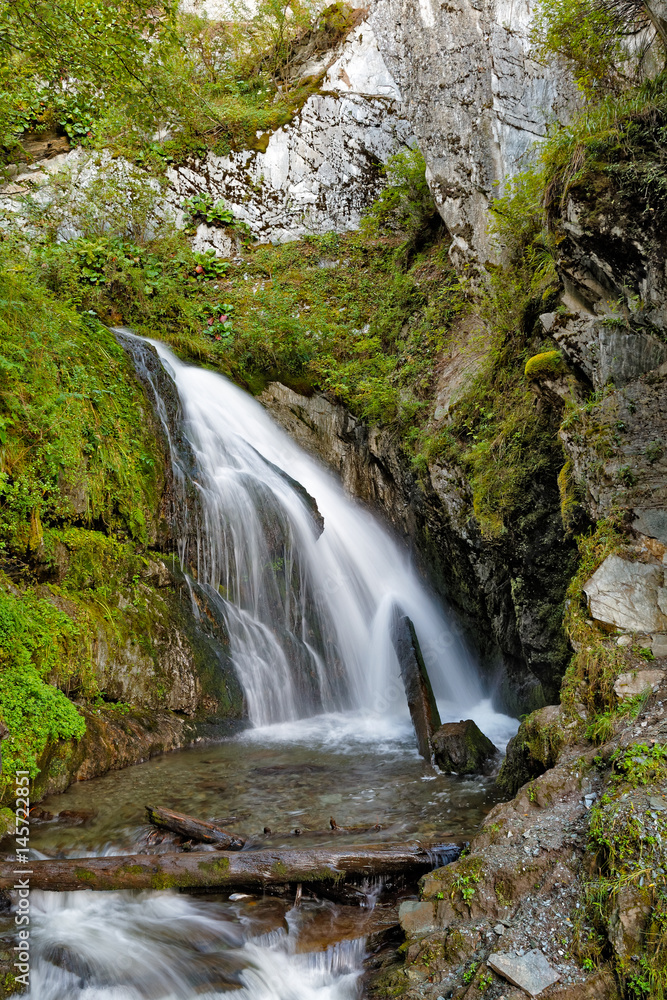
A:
<box><xmin>478</xmin><ymin>971</ymin><xmax>493</xmax><ymax>991</ymax></box>
<box><xmin>646</xmin><ymin>440</ymin><xmax>664</xmax><ymax>464</ymax></box>
<box><xmin>182</xmin><ymin>193</ymin><xmax>237</xmax><ymax>227</ymax></box>
<box><xmin>193</xmin><ymin>250</ymin><xmax>229</xmax><ymax>279</ymax></box>
<box><xmin>201</xmin><ymin>301</ymin><xmax>235</xmax><ymax>340</ymax></box>
<box><xmin>462</xmin><ymin>961</ymin><xmax>478</xmax><ymax>984</ymax></box>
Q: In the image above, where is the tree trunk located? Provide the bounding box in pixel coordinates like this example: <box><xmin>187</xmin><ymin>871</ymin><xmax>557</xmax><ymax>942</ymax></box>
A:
<box><xmin>146</xmin><ymin>806</ymin><xmax>245</xmax><ymax>849</ymax></box>
<box><xmin>0</xmin><ymin>842</ymin><xmax>462</xmax><ymax>893</ymax></box>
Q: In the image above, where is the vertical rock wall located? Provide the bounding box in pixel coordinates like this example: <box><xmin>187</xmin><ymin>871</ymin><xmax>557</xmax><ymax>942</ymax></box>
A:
<box><xmin>370</xmin><ymin>0</ymin><xmax>579</xmax><ymax>262</ymax></box>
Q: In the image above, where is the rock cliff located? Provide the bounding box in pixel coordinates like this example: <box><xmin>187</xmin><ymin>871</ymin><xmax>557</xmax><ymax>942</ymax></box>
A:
<box><xmin>370</xmin><ymin>0</ymin><xmax>579</xmax><ymax>263</ymax></box>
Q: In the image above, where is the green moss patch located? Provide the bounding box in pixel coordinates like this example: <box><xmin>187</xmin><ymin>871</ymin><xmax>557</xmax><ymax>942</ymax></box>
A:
<box><xmin>525</xmin><ymin>350</ymin><xmax>565</xmax><ymax>379</ymax></box>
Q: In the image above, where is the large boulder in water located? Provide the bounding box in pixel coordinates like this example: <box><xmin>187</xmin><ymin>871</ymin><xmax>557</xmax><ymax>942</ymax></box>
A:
<box><xmin>432</xmin><ymin>720</ymin><xmax>499</xmax><ymax>775</ymax></box>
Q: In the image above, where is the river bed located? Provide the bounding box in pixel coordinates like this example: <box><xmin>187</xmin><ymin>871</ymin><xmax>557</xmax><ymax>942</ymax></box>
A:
<box><xmin>1</xmin><ymin>710</ymin><xmax>515</xmax><ymax>1000</ymax></box>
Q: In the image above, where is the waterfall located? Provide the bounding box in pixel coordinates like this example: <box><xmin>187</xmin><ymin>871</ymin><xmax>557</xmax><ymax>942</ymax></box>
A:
<box><xmin>119</xmin><ymin>333</ymin><xmax>481</xmax><ymax>727</ymax></box>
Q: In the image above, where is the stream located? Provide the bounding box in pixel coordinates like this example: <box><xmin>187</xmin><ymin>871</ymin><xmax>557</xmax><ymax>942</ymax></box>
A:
<box><xmin>2</xmin><ymin>337</ymin><xmax>518</xmax><ymax>999</ymax></box>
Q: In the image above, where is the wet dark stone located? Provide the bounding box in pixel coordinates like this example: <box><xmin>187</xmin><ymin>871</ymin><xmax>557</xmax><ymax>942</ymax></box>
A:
<box><xmin>432</xmin><ymin>719</ymin><xmax>499</xmax><ymax>776</ymax></box>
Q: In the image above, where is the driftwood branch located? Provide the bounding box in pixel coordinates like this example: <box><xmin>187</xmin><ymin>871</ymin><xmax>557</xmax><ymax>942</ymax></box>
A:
<box><xmin>146</xmin><ymin>806</ymin><xmax>245</xmax><ymax>849</ymax></box>
<box><xmin>2</xmin><ymin>842</ymin><xmax>462</xmax><ymax>893</ymax></box>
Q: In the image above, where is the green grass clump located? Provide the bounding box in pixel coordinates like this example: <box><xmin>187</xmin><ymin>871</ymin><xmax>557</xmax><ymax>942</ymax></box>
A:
<box><xmin>586</xmin><ymin>744</ymin><xmax>667</xmax><ymax>998</ymax></box>
<box><xmin>0</xmin><ymin>264</ymin><xmax>169</xmax><ymax>797</ymax></box>
<box><xmin>0</xmin><ymin>267</ymin><xmax>163</xmax><ymax>555</ymax></box>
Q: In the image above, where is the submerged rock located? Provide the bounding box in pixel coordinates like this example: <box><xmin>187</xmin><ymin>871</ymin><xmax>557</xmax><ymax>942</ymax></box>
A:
<box><xmin>431</xmin><ymin>719</ymin><xmax>498</xmax><ymax>776</ymax></box>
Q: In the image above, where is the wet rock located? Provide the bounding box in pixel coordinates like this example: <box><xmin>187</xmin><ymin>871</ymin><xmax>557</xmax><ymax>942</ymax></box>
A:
<box><xmin>497</xmin><ymin>705</ymin><xmax>567</xmax><ymax>798</ymax></box>
<box><xmin>613</xmin><ymin>669</ymin><xmax>665</xmax><ymax>700</ymax></box>
<box><xmin>583</xmin><ymin>554</ymin><xmax>667</xmax><ymax>632</ymax></box>
<box><xmin>398</xmin><ymin>900</ymin><xmax>436</xmax><ymax>937</ymax></box>
<box><xmin>431</xmin><ymin>719</ymin><xmax>498</xmax><ymax>776</ymax></box>
<box><xmin>487</xmin><ymin>949</ymin><xmax>560</xmax><ymax>996</ymax></box>
<box><xmin>390</xmin><ymin>612</ymin><xmax>441</xmax><ymax>762</ymax></box>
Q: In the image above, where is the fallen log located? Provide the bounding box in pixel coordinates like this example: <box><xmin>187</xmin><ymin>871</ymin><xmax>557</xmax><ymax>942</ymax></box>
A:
<box><xmin>1</xmin><ymin>841</ymin><xmax>462</xmax><ymax>893</ymax></box>
<box><xmin>146</xmin><ymin>806</ymin><xmax>245</xmax><ymax>850</ymax></box>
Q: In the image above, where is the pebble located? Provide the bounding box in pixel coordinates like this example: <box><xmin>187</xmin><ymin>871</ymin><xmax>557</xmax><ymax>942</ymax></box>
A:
<box><xmin>494</xmin><ymin>923</ymin><xmax>506</xmax><ymax>935</ymax></box>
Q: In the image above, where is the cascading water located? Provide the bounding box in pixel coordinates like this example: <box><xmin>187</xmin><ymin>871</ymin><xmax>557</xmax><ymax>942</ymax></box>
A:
<box><xmin>119</xmin><ymin>332</ymin><xmax>482</xmax><ymax>728</ymax></box>
<box><xmin>14</xmin><ymin>335</ymin><xmax>518</xmax><ymax>1000</ymax></box>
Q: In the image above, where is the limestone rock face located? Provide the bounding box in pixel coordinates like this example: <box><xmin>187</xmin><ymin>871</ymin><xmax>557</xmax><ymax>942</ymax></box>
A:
<box><xmin>369</xmin><ymin>0</ymin><xmax>578</xmax><ymax>263</ymax></box>
<box><xmin>432</xmin><ymin>719</ymin><xmax>499</xmax><ymax>775</ymax></box>
<box><xmin>0</xmin><ymin>21</ymin><xmax>414</xmax><ymax>248</ymax></box>
<box><xmin>165</xmin><ymin>21</ymin><xmax>414</xmax><ymax>246</ymax></box>
<box><xmin>584</xmin><ymin>554</ymin><xmax>667</xmax><ymax>633</ymax></box>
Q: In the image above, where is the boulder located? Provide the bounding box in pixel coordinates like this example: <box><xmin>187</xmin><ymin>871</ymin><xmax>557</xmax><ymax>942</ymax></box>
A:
<box><xmin>496</xmin><ymin>705</ymin><xmax>566</xmax><ymax>798</ymax></box>
<box><xmin>432</xmin><ymin>719</ymin><xmax>499</xmax><ymax>776</ymax></box>
<box><xmin>487</xmin><ymin>949</ymin><xmax>560</xmax><ymax>997</ymax></box>
<box><xmin>390</xmin><ymin>611</ymin><xmax>441</xmax><ymax>763</ymax></box>
<box><xmin>633</xmin><ymin>508</ymin><xmax>667</xmax><ymax>547</ymax></box>
<box><xmin>613</xmin><ymin>669</ymin><xmax>665</xmax><ymax>701</ymax></box>
<box><xmin>652</xmin><ymin>634</ymin><xmax>667</xmax><ymax>658</ymax></box>
<box><xmin>583</xmin><ymin>554</ymin><xmax>667</xmax><ymax>632</ymax></box>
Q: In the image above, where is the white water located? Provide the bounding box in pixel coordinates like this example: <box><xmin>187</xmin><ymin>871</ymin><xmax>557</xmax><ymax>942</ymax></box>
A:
<box><xmin>142</xmin><ymin>337</ymin><xmax>483</xmax><ymax>727</ymax></box>
<box><xmin>26</xmin><ymin>890</ymin><xmax>365</xmax><ymax>1000</ymax></box>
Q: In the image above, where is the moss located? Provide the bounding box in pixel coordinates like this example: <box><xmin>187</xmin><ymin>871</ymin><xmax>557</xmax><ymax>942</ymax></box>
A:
<box><xmin>149</xmin><ymin>873</ymin><xmax>180</xmax><ymax>890</ymax></box>
<box><xmin>558</xmin><ymin>459</ymin><xmax>581</xmax><ymax>531</ymax></box>
<box><xmin>197</xmin><ymin>856</ymin><xmax>230</xmax><ymax>874</ymax></box>
<box><xmin>0</xmin><ymin>807</ymin><xmax>14</xmax><ymax>836</ymax></box>
<box><xmin>120</xmin><ymin>864</ymin><xmax>148</xmax><ymax>876</ymax></box>
<box><xmin>525</xmin><ymin>350</ymin><xmax>565</xmax><ymax>380</ymax></box>
<box><xmin>74</xmin><ymin>868</ymin><xmax>96</xmax><ymax>883</ymax></box>
<box><xmin>494</xmin><ymin>878</ymin><xmax>514</xmax><ymax>906</ymax></box>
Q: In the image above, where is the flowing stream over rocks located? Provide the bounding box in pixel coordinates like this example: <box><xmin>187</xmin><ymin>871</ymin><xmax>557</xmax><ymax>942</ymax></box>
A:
<box><xmin>6</xmin><ymin>338</ymin><xmax>518</xmax><ymax>1000</ymax></box>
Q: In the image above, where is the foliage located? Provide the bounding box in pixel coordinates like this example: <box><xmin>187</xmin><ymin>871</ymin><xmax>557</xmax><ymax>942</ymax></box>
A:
<box><xmin>530</xmin><ymin>0</ymin><xmax>645</xmax><ymax>96</ymax></box>
<box><xmin>362</xmin><ymin>147</ymin><xmax>442</xmax><ymax>259</ymax></box>
<box><xmin>560</xmin><ymin>517</ymin><xmax>628</xmax><ymax>716</ymax></box>
<box><xmin>0</xmin><ymin>0</ymin><xmax>178</xmax><ymax>151</ymax></box>
<box><xmin>0</xmin><ymin>265</ymin><xmax>163</xmax><ymax>555</ymax></box>
<box><xmin>0</xmin><ymin>0</ymin><xmax>347</xmax><ymax>167</ymax></box>
<box><xmin>585</xmin><ymin>742</ymin><xmax>667</xmax><ymax>998</ymax></box>
<box><xmin>0</xmin><ymin>580</ymin><xmax>87</xmax><ymax>798</ymax></box>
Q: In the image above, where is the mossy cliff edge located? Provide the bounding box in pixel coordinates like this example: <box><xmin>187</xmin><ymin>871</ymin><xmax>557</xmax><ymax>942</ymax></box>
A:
<box><xmin>0</xmin><ymin>273</ymin><xmax>244</xmax><ymax>807</ymax></box>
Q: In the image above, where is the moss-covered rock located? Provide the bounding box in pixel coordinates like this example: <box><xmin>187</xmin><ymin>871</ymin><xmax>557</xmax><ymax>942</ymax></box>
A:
<box><xmin>432</xmin><ymin>719</ymin><xmax>499</xmax><ymax>775</ymax></box>
<box><xmin>525</xmin><ymin>350</ymin><xmax>566</xmax><ymax>380</ymax></box>
<box><xmin>496</xmin><ymin>704</ymin><xmax>569</xmax><ymax>797</ymax></box>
